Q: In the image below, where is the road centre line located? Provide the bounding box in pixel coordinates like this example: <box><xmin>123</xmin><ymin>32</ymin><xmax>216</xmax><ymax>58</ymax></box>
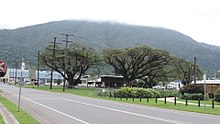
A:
<box><xmin>23</xmin><ymin>97</ymin><xmax>90</xmax><ymax>124</ymax></box>
<box><xmin>63</xmin><ymin>98</ymin><xmax>189</xmax><ymax>124</ymax></box>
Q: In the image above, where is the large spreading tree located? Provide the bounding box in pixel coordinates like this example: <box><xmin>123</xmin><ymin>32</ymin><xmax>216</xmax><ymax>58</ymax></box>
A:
<box><xmin>102</xmin><ymin>46</ymin><xmax>173</xmax><ymax>87</ymax></box>
<box><xmin>102</xmin><ymin>46</ymin><xmax>203</xmax><ymax>87</ymax></box>
<box><xmin>40</xmin><ymin>43</ymin><xmax>100</xmax><ymax>86</ymax></box>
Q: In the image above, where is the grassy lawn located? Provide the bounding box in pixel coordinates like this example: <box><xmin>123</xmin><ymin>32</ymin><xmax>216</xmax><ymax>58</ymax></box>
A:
<box><xmin>27</xmin><ymin>85</ymin><xmax>220</xmax><ymax>116</ymax></box>
<box><xmin>0</xmin><ymin>93</ymin><xmax>39</xmax><ymax>124</ymax></box>
<box><xmin>30</xmin><ymin>85</ymin><xmax>102</xmax><ymax>97</ymax></box>
<box><xmin>0</xmin><ymin>113</ymin><xmax>4</xmax><ymax>124</ymax></box>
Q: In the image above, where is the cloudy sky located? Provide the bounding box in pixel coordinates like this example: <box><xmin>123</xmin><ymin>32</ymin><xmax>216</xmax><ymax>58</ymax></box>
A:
<box><xmin>1</xmin><ymin>0</ymin><xmax>220</xmax><ymax>46</ymax></box>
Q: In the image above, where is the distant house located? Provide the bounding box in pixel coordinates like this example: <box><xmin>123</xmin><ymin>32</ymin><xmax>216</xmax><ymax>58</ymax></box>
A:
<box><xmin>88</xmin><ymin>78</ymin><xmax>102</xmax><ymax>87</ymax></box>
<box><xmin>9</xmin><ymin>68</ymin><xmax>63</xmax><ymax>84</ymax></box>
<box><xmin>101</xmin><ymin>75</ymin><xmax>125</xmax><ymax>87</ymax></box>
<box><xmin>196</xmin><ymin>80</ymin><xmax>220</xmax><ymax>97</ymax></box>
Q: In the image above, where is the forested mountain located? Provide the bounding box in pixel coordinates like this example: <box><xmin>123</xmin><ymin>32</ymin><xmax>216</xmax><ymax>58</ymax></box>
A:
<box><xmin>0</xmin><ymin>20</ymin><xmax>220</xmax><ymax>71</ymax></box>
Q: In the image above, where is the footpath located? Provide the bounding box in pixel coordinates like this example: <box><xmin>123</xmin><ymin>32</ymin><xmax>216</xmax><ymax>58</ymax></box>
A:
<box><xmin>159</xmin><ymin>97</ymin><xmax>220</xmax><ymax>107</ymax></box>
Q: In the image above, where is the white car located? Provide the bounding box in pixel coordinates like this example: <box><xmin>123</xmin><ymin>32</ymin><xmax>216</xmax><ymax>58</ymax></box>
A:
<box><xmin>44</xmin><ymin>83</ymin><xmax>50</xmax><ymax>86</ymax></box>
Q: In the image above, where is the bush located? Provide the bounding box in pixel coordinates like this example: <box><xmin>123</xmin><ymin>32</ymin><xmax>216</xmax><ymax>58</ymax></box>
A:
<box><xmin>114</xmin><ymin>87</ymin><xmax>161</xmax><ymax>98</ymax></box>
<box><xmin>180</xmin><ymin>84</ymin><xmax>204</xmax><ymax>94</ymax></box>
<box><xmin>215</xmin><ymin>88</ymin><xmax>220</xmax><ymax>102</ymax></box>
<box><xmin>158</xmin><ymin>90</ymin><xmax>179</xmax><ymax>97</ymax></box>
<box><xmin>181</xmin><ymin>93</ymin><xmax>204</xmax><ymax>100</ymax></box>
<box><xmin>96</xmin><ymin>88</ymin><xmax>117</xmax><ymax>97</ymax></box>
<box><xmin>97</xmin><ymin>91</ymin><xmax>109</xmax><ymax>97</ymax></box>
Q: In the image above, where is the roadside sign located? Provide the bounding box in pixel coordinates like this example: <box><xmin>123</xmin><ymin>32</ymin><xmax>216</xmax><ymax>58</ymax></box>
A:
<box><xmin>0</xmin><ymin>60</ymin><xmax>6</xmax><ymax>72</ymax></box>
<box><xmin>0</xmin><ymin>60</ymin><xmax>6</xmax><ymax>77</ymax></box>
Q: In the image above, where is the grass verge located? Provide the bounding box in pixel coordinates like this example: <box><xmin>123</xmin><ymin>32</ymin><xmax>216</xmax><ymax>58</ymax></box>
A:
<box><xmin>0</xmin><ymin>94</ymin><xmax>39</xmax><ymax>124</ymax></box>
<box><xmin>0</xmin><ymin>112</ymin><xmax>4</xmax><ymax>124</ymax></box>
<box><xmin>27</xmin><ymin>85</ymin><xmax>220</xmax><ymax>116</ymax></box>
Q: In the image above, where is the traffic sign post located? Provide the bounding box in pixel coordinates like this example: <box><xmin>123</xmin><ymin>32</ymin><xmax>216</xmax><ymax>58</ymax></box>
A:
<box><xmin>18</xmin><ymin>58</ymin><xmax>25</xmax><ymax>112</ymax></box>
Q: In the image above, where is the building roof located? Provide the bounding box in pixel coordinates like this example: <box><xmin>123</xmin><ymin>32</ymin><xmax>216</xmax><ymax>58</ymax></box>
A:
<box><xmin>196</xmin><ymin>80</ymin><xmax>220</xmax><ymax>85</ymax></box>
<box><xmin>101</xmin><ymin>75</ymin><xmax>123</xmax><ymax>78</ymax></box>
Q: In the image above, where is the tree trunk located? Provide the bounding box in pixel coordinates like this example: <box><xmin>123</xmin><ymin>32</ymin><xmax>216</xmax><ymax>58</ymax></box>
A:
<box><xmin>66</xmin><ymin>77</ymin><xmax>77</xmax><ymax>89</ymax></box>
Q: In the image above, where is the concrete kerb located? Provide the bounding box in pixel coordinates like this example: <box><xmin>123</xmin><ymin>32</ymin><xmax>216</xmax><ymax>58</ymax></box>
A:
<box><xmin>0</xmin><ymin>103</ymin><xmax>19</xmax><ymax>124</ymax></box>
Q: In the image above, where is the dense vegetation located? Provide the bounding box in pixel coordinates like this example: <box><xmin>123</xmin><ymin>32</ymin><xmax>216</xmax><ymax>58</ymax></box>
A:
<box><xmin>113</xmin><ymin>87</ymin><xmax>178</xmax><ymax>98</ymax></box>
<box><xmin>1</xmin><ymin>20</ymin><xmax>220</xmax><ymax>73</ymax></box>
<box><xmin>40</xmin><ymin>43</ymin><xmax>203</xmax><ymax>87</ymax></box>
<box><xmin>102</xmin><ymin>46</ymin><xmax>203</xmax><ymax>87</ymax></box>
<box><xmin>40</xmin><ymin>43</ymin><xmax>100</xmax><ymax>86</ymax></box>
<box><xmin>180</xmin><ymin>84</ymin><xmax>204</xmax><ymax>100</ymax></box>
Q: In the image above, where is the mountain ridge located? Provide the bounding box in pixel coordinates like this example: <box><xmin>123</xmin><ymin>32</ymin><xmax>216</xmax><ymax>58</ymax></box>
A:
<box><xmin>0</xmin><ymin>20</ymin><xmax>220</xmax><ymax>71</ymax></box>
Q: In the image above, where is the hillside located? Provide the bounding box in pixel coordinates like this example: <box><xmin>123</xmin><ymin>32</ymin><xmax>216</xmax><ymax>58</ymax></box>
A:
<box><xmin>0</xmin><ymin>20</ymin><xmax>220</xmax><ymax>71</ymax></box>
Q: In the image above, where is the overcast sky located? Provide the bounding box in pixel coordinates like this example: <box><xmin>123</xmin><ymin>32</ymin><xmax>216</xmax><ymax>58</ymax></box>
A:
<box><xmin>1</xmin><ymin>0</ymin><xmax>220</xmax><ymax>46</ymax></box>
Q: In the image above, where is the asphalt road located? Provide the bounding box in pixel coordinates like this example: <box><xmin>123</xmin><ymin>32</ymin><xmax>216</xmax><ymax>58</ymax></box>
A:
<box><xmin>0</xmin><ymin>84</ymin><xmax>220</xmax><ymax>124</ymax></box>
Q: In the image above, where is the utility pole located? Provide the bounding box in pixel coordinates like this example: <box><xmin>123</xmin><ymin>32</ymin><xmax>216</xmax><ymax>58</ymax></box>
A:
<box><xmin>193</xmin><ymin>57</ymin><xmax>196</xmax><ymax>84</ymax></box>
<box><xmin>60</xmin><ymin>34</ymin><xmax>74</xmax><ymax>92</ymax></box>
<box><xmin>37</xmin><ymin>50</ymin><xmax>41</xmax><ymax>88</ymax></box>
<box><xmin>48</xmin><ymin>37</ymin><xmax>61</xmax><ymax>89</ymax></box>
<box><xmin>188</xmin><ymin>65</ymin><xmax>191</xmax><ymax>84</ymax></box>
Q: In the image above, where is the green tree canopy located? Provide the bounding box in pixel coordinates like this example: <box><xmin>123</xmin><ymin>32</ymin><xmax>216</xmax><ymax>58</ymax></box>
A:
<box><xmin>102</xmin><ymin>46</ymin><xmax>173</xmax><ymax>87</ymax></box>
<box><xmin>40</xmin><ymin>43</ymin><xmax>100</xmax><ymax>86</ymax></box>
<box><xmin>171</xmin><ymin>57</ymin><xmax>203</xmax><ymax>85</ymax></box>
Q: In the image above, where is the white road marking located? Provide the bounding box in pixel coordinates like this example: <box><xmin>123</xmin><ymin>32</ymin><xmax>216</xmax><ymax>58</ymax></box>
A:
<box><xmin>4</xmin><ymin>86</ymin><xmax>218</xmax><ymax>123</ymax></box>
<box><xmin>63</xmin><ymin>98</ymin><xmax>190</xmax><ymax>124</ymax></box>
<box><xmin>28</xmin><ymin>98</ymin><xmax>61</xmax><ymax>100</ymax></box>
<box><xmin>71</xmin><ymin>95</ymin><xmax>220</xmax><ymax>120</ymax></box>
<box><xmin>23</xmin><ymin>97</ymin><xmax>90</xmax><ymax>124</ymax></box>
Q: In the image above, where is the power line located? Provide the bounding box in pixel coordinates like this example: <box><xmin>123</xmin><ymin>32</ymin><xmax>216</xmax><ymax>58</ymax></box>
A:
<box><xmin>195</xmin><ymin>7</ymin><xmax>220</xmax><ymax>18</ymax></box>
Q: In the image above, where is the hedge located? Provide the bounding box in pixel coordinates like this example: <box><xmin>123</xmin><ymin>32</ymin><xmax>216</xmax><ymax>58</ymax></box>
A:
<box><xmin>158</xmin><ymin>90</ymin><xmax>179</xmax><ymax>97</ymax></box>
<box><xmin>114</xmin><ymin>87</ymin><xmax>161</xmax><ymax>98</ymax></box>
<box><xmin>181</xmin><ymin>93</ymin><xmax>204</xmax><ymax>100</ymax></box>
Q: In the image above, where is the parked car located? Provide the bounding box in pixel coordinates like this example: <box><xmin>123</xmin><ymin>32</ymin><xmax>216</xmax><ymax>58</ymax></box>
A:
<box><xmin>153</xmin><ymin>85</ymin><xmax>165</xmax><ymax>90</ymax></box>
<box><xmin>8</xmin><ymin>81</ymin><xmax>15</xmax><ymax>85</ymax></box>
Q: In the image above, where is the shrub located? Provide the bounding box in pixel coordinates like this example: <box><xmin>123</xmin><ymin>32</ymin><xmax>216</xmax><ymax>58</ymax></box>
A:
<box><xmin>181</xmin><ymin>93</ymin><xmax>204</xmax><ymax>100</ymax></box>
<box><xmin>180</xmin><ymin>84</ymin><xmax>204</xmax><ymax>100</ymax></box>
<box><xmin>158</xmin><ymin>90</ymin><xmax>179</xmax><ymax>97</ymax></box>
<box><xmin>97</xmin><ymin>91</ymin><xmax>109</xmax><ymax>97</ymax></box>
<box><xmin>180</xmin><ymin>84</ymin><xmax>204</xmax><ymax>94</ymax></box>
<box><xmin>114</xmin><ymin>87</ymin><xmax>161</xmax><ymax>98</ymax></box>
<box><xmin>215</xmin><ymin>88</ymin><xmax>220</xmax><ymax>102</ymax></box>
